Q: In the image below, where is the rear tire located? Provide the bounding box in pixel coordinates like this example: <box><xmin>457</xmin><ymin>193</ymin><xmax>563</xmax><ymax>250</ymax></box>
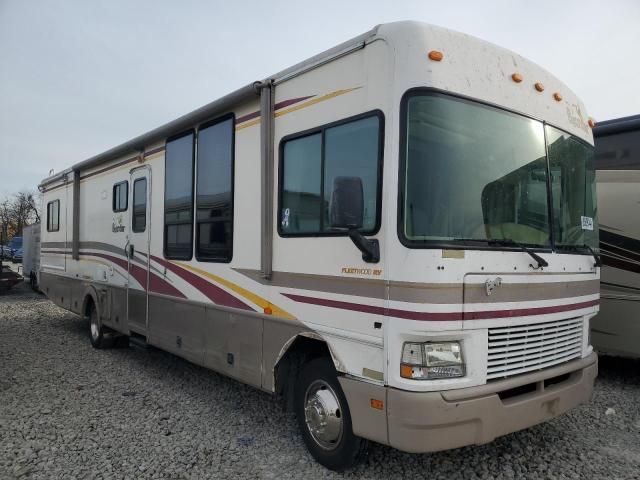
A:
<box><xmin>294</xmin><ymin>357</ymin><xmax>368</xmax><ymax>471</ymax></box>
<box><xmin>88</xmin><ymin>303</ymin><xmax>115</xmax><ymax>349</ymax></box>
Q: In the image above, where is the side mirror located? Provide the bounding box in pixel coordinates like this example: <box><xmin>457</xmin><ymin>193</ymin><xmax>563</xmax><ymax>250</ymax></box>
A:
<box><xmin>330</xmin><ymin>176</ymin><xmax>379</xmax><ymax>263</ymax></box>
<box><xmin>330</xmin><ymin>176</ymin><xmax>364</xmax><ymax>230</ymax></box>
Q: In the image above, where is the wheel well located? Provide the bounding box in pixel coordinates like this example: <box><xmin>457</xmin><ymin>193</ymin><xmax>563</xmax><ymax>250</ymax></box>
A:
<box><xmin>274</xmin><ymin>335</ymin><xmax>334</xmax><ymax>412</ymax></box>
<box><xmin>83</xmin><ymin>294</ymin><xmax>96</xmax><ymax>318</ymax></box>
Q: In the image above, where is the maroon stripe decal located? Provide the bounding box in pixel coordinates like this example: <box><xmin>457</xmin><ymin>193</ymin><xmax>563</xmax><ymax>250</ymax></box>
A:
<box><xmin>82</xmin><ymin>252</ymin><xmax>185</xmax><ymax>298</ymax></box>
<box><xmin>463</xmin><ymin>299</ymin><xmax>599</xmax><ymax>320</ymax></box>
<box><xmin>282</xmin><ymin>293</ymin><xmax>599</xmax><ymax>321</ymax></box>
<box><xmin>281</xmin><ymin>293</ymin><xmax>462</xmax><ymax>321</ymax></box>
<box><xmin>235</xmin><ymin>95</ymin><xmax>315</xmax><ymax>124</ymax></box>
<box><xmin>150</xmin><ymin>256</ymin><xmax>254</xmax><ymax>311</ymax></box>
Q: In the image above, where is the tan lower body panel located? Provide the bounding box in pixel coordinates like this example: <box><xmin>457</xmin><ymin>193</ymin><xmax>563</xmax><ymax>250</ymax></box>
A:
<box><xmin>39</xmin><ymin>272</ymin><xmax>307</xmax><ymax>392</ymax></box>
<box><xmin>340</xmin><ymin>353</ymin><xmax>597</xmax><ymax>453</ymax></box>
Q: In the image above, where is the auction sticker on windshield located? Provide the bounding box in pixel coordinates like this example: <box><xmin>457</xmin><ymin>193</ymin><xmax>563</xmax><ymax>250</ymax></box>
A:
<box><xmin>581</xmin><ymin>216</ymin><xmax>594</xmax><ymax>231</ymax></box>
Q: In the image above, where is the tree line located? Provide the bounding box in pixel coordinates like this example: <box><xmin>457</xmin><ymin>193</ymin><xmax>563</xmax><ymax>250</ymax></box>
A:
<box><xmin>0</xmin><ymin>191</ymin><xmax>40</xmax><ymax>243</ymax></box>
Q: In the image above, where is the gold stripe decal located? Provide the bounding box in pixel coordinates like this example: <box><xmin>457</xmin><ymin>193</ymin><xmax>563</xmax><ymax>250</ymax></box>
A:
<box><xmin>275</xmin><ymin>87</ymin><xmax>360</xmax><ymax>118</ymax></box>
<box><xmin>175</xmin><ymin>263</ymin><xmax>296</xmax><ymax>320</ymax></box>
<box><xmin>235</xmin><ymin>87</ymin><xmax>361</xmax><ymax>131</ymax></box>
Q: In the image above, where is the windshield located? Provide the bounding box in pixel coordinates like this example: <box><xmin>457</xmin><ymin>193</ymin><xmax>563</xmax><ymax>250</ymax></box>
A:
<box><xmin>400</xmin><ymin>92</ymin><xmax>597</xmax><ymax>251</ymax></box>
<box><xmin>546</xmin><ymin>126</ymin><xmax>598</xmax><ymax>250</ymax></box>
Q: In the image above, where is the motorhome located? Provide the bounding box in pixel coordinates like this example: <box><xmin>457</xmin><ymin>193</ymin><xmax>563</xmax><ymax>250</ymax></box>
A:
<box><xmin>592</xmin><ymin>115</ymin><xmax>640</xmax><ymax>358</ymax></box>
<box><xmin>39</xmin><ymin>21</ymin><xmax>599</xmax><ymax>470</ymax></box>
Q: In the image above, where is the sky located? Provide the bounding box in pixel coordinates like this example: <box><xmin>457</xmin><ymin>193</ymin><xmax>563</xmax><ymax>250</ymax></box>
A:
<box><xmin>1</xmin><ymin>0</ymin><xmax>638</xmax><ymax>197</ymax></box>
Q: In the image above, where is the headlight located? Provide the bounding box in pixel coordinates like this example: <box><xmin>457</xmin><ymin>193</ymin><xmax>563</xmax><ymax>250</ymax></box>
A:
<box><xmin>400</xmin><ymin>341</ymin><xmax>465</xmax><ymax>380</ymax></box>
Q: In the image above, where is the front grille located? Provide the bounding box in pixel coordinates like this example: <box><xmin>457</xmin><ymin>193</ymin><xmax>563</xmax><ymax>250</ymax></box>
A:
<box><xmin>487</xmin><ymin>317</ymin><xmax>584</xmax><ymax>380</ymax></box>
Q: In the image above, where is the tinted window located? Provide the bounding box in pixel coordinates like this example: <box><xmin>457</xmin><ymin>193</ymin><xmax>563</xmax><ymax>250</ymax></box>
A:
<box><xmin>281</xmin><ymin>133</ymin><xmax>322</xmax><ymax>234</ymax></box>
<box><xmin>280</xmin><ymin>113</ymin><xmax>382</xmax><ymax>235</ymax></box>
<box><xmin>196</xmin><ymin>117</ymin><xmax>234</xmax><ymax>262</ymax></box>
<box><xmin>47</xmin><ymin>200</ymin><xmax>60</xmax><ymax>232</ymax></box>
<box><xmin>113</xmin><ymin>181</ymin><xmax>128</xmax><ymax>212</ymax></box>
<box><xmin>164</xmin><ymin>132</ymin><xmax>194</xmax><ymax>259</ymax></box>
<box><xmin>324</xmin><ymin>117</ymin><xmax>380</xmax><ymax>231</ymax></box>
<box><xmin>546</xmin><ymin>126</ymin><xmax>598</xmax><ymax>250</ymax></box>
<box><xmin>132</xmin><ymin>178</ymin><xmax>147</xmax><ymax>233</ymax></box>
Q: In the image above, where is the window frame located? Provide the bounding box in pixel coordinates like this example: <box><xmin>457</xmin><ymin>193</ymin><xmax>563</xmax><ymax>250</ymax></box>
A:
<box><xmin>397</xmin><ymin>87</ymin><xmax>595</xmax><ymax>254</ymax></box>
<box><xmin>46</xmin><ymin>199</ymin><xmax>60</xmax><ymax>232</ymax></box>
<box><xmin>277</xmin><ymin>109</ymin><xmax>385</xmax><ymax>238</ymax></box>
<box><xmin>132</xmin><ymin>177</ymin><xmax>147</xmax><ymax>233</ymax></box>
<box><xmin>195</xmin><ymin>113</ymin><xmax>236</xmax><ymax>263</ymax></box>
<box><xmin>163</xmin><ymin>129</ymin><xmax>196</xmax><ymax>260</ymax></box>
<box><xmin>112</xmin><ymin>181</ymin><xmax>129</xmax><ymax>212</ymax></box>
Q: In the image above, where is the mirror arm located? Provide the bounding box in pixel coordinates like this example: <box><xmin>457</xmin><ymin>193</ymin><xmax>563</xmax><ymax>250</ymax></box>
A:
<box><xmin>348</xmin><ymin>229</ymin><xmax>380</xmax><ymax>263</ymax></box>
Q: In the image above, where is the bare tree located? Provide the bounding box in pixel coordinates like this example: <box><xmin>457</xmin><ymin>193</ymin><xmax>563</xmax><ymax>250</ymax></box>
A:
<box><xmin>0</xmin><ymin>190</ymin><xmax>41</xmax><ymax>241</ymax></box>
<box><xmin>16</xmin><ymin>191</ymin><xmax>40</xmax><ymax>224</ymax></box>
<box><xmin>0</xmin><ymin>197</ymin><xmax>11</xmax><ymax>244</ymax></box>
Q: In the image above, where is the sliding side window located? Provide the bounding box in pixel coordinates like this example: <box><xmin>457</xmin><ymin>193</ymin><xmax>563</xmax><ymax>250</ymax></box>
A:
<box><xmin>112</xmin><ymin>181</ymin><xmax>128</xmax><ymax>212</ymax></box>
<box><xmin>132</xmin><ymin>178</ymin><xmax>147</xmax><ymax>233</ymax></box>
<box><xmin>196</xmin><ymin>116</ymin><xmax>234</xmax><ymax>262</ymax></box>
<box><xmin>164</xmin><ymin>131</ymin><xmax>195</xmax><ymax>259</ymax></box>
<box><xmin>46</xmin><ymin>200</ymin><xmax>60</xmax><ymax>232</ymax></box>
<box><xmin>279</xmin><ymin>112</ymin><xmax>383</xmax><ymax>236</ymax></box>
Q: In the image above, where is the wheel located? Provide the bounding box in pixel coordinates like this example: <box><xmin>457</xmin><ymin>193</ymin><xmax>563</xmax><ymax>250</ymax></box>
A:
<box><xmin>88</xmin><ymin>303</ymin><xmax>115</xmax><ymax>349</ymax></box>
<box><xmin>294</xmin><ymin>357</ymin><xmax>368</xmax><ymax>471</ymax></box>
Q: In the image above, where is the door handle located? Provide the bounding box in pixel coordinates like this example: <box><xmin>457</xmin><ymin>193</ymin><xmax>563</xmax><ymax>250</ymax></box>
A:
<box><xmin>128</xmin><ymin>244</ymin><xmax>135</xmax><ymax>258</ymax></box>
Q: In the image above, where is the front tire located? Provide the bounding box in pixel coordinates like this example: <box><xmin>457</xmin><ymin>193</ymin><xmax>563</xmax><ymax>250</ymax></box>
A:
<box><xmin>294</xmin><ymin>357</ymin><xmax>368</xmax><ymax>471</ymax></box>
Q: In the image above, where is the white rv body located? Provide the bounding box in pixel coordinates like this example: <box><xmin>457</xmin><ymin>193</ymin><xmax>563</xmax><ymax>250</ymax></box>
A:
<box><xmin>39</xmin><ymin>22</ymin><xmax>598</xmax><ymax>457</ymax></box>
<box><xmin>592</xmin><ymin>115</ymin><xmax>640</xmax><ymax>358</ymax></box>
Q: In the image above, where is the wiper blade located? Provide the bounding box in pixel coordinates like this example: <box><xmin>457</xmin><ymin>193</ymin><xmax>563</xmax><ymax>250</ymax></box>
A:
<box><xmin>557</xmin><ymin>244</ymin><xmax>602</xmax><ymax>267</ymax></box>
<box><xmin>488</xmin><ymin>238</ymin><xmax>549</xmax><ymax>269</ymax></box>
<box><xmin>582</xmin><ymin>244</ymin><xmax>603</xmax><ymax>267</ymax></box>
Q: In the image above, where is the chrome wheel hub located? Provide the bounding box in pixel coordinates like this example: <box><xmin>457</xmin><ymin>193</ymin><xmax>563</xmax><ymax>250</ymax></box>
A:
<box><xmin>304</xmin><ymin>380</ymin><xmax>343</xmax><ymax>450</ymax></box>
<box><xmin>90</xmin><ymin>313</ymin><xmax>99</xmax><ymax>340</ymax></box>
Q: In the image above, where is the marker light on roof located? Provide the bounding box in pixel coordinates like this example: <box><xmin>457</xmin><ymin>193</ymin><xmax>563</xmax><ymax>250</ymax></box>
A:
<box><xmin>553</xmin><ymin>92</ymin><xmax>563</xmax><ymax>102</ymax></box>
<box><xmin>511</xmin><ymin>73</ymin><xmax>523</xmax><ymax>83</ymax></box>
<box><xmin>534</xmin><ymin>82</ymin><xmax>545</xmax><ymax>92</ymax></box>
<box><xmin>428</xmin><ymin>50</ymin><xmax>443</xmax><ymax>61</ymax></box>
<box><xmin>588</xmin><ymin>118</ymin><xmax>595</xmax><ymax>128</ymax></box>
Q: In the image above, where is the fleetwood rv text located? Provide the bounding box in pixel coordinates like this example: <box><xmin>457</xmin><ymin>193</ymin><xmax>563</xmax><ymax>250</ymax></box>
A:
<box><xmin>39</xmin><ymin>22</ymin><xmax>600</xmax><ymax>470</ymax></box>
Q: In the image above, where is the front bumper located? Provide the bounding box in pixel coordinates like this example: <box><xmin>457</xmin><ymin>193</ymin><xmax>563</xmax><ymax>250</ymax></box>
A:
<box><xmin>339</xmin><ymin>352</ymin><xmax>597</xmax><ymax>453</ymax></box>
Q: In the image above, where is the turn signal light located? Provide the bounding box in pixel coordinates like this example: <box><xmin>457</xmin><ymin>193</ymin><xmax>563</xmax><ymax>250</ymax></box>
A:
<box><xmin>400</xmin><ymin>364</ymin><xmax>414</xmax><ymax>378</ymax></box>
<box><xmin>370</xmin><ymin>399</ymin><xmax>384</xmax><ymax>410</ymax></box>
<box><xmin>534</xmin><ymin>82</ymin><xmax>545</xmax><ymax>92</ymax></box>
<box><xmin>428</xmin><ymin>50</ymin><xmax>444</xmax><ymax>61</ymax></box>
<box><xmin>511</xmin><ymin>73</ymin><xmax>523</xmax><ymax>83</ymax></box>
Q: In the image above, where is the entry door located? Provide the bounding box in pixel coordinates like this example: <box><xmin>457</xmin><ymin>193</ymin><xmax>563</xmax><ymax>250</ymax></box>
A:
<box><xmin>126</xmin><ymin>166</ymin><xmax>151</xmax><ymax>335</ymax></box>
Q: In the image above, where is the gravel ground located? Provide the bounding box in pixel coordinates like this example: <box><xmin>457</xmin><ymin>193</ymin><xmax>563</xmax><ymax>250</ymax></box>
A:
<box><xmin>1</xmin><ymin>282</ymin><xmax>640</xmax><ymax>480</ymax></box>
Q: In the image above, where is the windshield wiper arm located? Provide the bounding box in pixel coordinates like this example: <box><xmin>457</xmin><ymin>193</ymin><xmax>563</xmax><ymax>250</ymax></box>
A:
<box><xmin>488</xmin><ymin>238</ymin><xmax>549</xmax><ymax>269</ymax></box>
<box><xmin>557</xmin><ymin>244</ymin><xmax>602</xmax><ymax>267</ymax></box>
<box><xmin>582</xmin><ymin>244</ymin><xmax>603</xmax><ymax>267</ymax></box>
